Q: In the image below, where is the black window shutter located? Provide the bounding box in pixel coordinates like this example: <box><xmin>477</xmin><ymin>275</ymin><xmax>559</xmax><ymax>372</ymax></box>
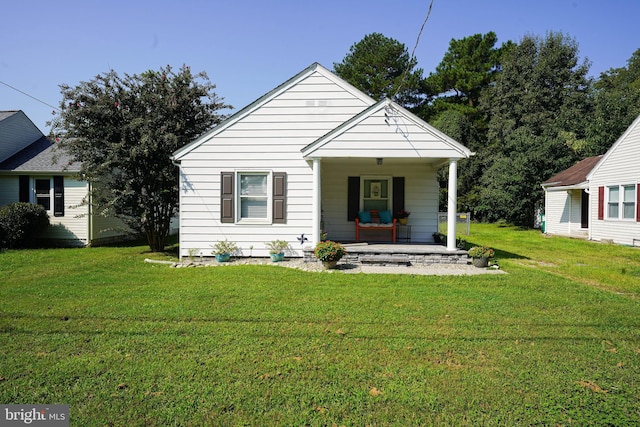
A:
<box><xmin>19</xmin><ymin>175</ymin><xmax>30</xmax><ymax>203</ymax></box>
<box><xmin>220</xmin><ymin>172</ymin><xmax>234</xmax><ymax>223</ymax></box>
<box><xmin>393</xmin><ymin>177</ymin><xmax>405</xmax><ymax>217</ymax></box>
<box><xmin>53</xmin><ymin>176</ymin><xmax>64</xmax><ymax>217</ymax></box>
<box><xmin>347</xmin><ymin>176</ymin><xmax>360</xmax><ymax>221</ymax></box>
<box><xmin>272</xmin><ymin>172</ymin><xmax>286</xmax><ymax>224</ymax></box>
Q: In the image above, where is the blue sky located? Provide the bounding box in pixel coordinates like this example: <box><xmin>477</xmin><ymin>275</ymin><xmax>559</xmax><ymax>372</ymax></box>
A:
<box><xmin>2</xmin><ymin>0</ymin><xmax>639</xmax><ymax>133</ymax></box>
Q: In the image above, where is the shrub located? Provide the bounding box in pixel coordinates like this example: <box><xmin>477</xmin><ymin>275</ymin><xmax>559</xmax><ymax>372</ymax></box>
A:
<box><xmin>314</xmin><ymin>240</ymin><xmax>346</xmax><ymax>262</ymax></box>
<box><xmin>211</xmin><ymin>239</ymin><xmax>239</xmax><ymax>255</ymax></box>
<box><xmin>468</xmin><ymin>246</ymin><xmax>495</xmax><ymax>259</ymax></box>
<box><xmin>0</xmin><ymin>202</ymin><xmax>50</xmax><ymax>249</ymax></box>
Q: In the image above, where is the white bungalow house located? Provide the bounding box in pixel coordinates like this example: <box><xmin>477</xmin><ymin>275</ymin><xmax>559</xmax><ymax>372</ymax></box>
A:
<box><xmin>542</xmin><ymin>114</ymin><xmax>640</xmax><ymax>246</ymax></box>
<box><xmin>172</xmin><ymin>63</ymin><xmax>473</xmax><ymax>259</ymax></box>
<box><xmin>0</xmin><ymin>110</ymin><xmax>128</xmax><ymax>246</ymax></box>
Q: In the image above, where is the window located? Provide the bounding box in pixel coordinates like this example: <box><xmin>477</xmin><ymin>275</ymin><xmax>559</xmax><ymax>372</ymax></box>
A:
<box><xmin>361</xmin><ymin>177</ymin><xmax>391</xmax><ymax>212</ymax></box>
<box><xmin>623</xmin><ymin>185</ymin><xmax>636</xmax><ymax>219</ymax></box>
<box><xmin>607</xmin><ymin>184</ymin><xmax>636</xmax><ymax>220</ymax></box>
<box><xmin>220</xmin><ymin>171</ymin><xmax>286</xmax><ymax>224</ymax></box>
<box><xmin>239</xmin><ymin>173</ymin><xmax>269</xmax><ymax>220</ymax></box>
<box><xmin>607</xmin><ymin>186</ymin><xmax>619</xmax><ymax>218</ymax></box>
<box><xmin>35</xmin><ymin>178</ymin><xmax>51</xmax><ymax>211</ymax></box>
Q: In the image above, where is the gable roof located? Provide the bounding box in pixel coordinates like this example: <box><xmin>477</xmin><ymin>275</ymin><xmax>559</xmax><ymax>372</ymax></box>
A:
<box><xmin>586</xmin><ymin>113</ymin><xmax>640</xmax><ymax>181</ymax></box>
<box><xmin>301</xmin><ymin>98</ymin><xmax>474</xmax><ymax>161</ymax></box>
<box><xmin>172</xmin><ymin>63</ymin><xmax>376</xmax><ymax>161</ymax></box>
<box><xmin>542</xmin><ymin>155</ymin><xmax>603</xmax><ymax>189</ymax></box>
<box><xmin>0</xmin><ymin>136</ymin><xmax>80</xmax><ymax>173</ymax></box>
<box><xmin>0</xmin><ymin>111</ymin><xmax>20</xmax><ymax>122</ymax></box>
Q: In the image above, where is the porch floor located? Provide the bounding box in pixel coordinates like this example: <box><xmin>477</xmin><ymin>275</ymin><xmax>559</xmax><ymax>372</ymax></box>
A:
<box><xmin>304</xmin><ymin>242</ymin><xmax>470</xmax><ymax>266</ymax></box>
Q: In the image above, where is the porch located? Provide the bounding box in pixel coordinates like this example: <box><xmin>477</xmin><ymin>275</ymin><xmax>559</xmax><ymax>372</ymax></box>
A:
<box><xmin>304</xmin><ymin>242</ymin><xmax>470</xmax><ymax>266</ymax></box>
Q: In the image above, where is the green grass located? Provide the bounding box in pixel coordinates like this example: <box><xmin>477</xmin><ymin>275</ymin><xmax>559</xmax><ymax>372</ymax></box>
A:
<box><xmin>1</xmin><ymin>225</ymin><xmax>639</xmax><ymax>426</ymax></box>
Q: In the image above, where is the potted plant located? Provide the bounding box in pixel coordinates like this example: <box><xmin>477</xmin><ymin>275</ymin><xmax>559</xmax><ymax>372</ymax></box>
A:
<box><xmin>266</xmin><ymin>239</ymin><xmax>288</xmax><ymax>262</ymax></box>
<box><xmin>396</xmin><ymin>209</ymin><xmax>411</xmax><ymax>225</ymax></box>
<box><xmin>314</xmin><ymin>240</ymin><xmax>346</xmax><ymax>269</ymax></box>
<box><xmin>211</xmin><ymin>239</ymin><xmax>239</xmax><ymax>262</ymax></box>
<box><xmin>467</xmin><ymin>246</ymin><xmax>494</xmax><ymax>268</ymax></box>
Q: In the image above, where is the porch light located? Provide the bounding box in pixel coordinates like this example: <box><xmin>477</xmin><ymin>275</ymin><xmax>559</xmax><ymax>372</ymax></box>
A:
<box><xmin>376</xmin><ymin>158</ymin><xmax>383</xmax><ymax>165</ymax></box>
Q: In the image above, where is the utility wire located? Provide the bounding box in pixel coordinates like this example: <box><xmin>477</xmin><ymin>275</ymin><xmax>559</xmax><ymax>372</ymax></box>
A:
<box><xmin>393</xmin><ymin>0</ymin><xmax>435</xmax><ymax>100</ymax></box>
<box><xmin>0</xmin><ymin>79</ymin><xmax>60</xmax><ymax>112</ymax></box>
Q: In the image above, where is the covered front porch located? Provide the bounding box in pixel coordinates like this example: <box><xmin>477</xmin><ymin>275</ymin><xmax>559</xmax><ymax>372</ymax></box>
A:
<box><xmin>301</xmin><ymin>99</ymin><xmax>474</xmax><ymax>253</ymax></box>
<box><xmin>304</xmin><ymin>242</ymin><xmax>470</xmax><ymax>266</ymax></box>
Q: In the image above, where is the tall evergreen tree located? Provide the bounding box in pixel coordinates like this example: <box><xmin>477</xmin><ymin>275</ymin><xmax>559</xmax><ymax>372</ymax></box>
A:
<box><xmin>586</xmin><ymin>48</ymin><xmax>640</xmax><ymax>156</ymax></box>
<box><xmin>333</xmin><ymin>32</ymin><xmax>425</xmax><ymax>108</ymax></box>
<box><xmin>478</xmin><ymin>32</ymin><xmax>592</xmax><ymax>226</ymax></box>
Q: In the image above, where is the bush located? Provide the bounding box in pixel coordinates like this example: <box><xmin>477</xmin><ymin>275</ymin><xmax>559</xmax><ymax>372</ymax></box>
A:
<box><xmin>0</xmin><ymin>202</ymin><xmax>50</xmax><ymax>249</ymax></box>
<box><xmin>314</xmin><ymin>240</ymin><xmax>346</xmax><ymax>262</ymax></box>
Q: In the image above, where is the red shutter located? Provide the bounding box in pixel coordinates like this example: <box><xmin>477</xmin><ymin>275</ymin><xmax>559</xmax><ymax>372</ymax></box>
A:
<box><xmin>637</xmin><ymin>183</ymin><xmax>640</xmax><ymax>222</ymax></box>
<box><xmin>597</xmin><ymin>186</ymin><xmax>604</xmax><ymax>220</ymax></box>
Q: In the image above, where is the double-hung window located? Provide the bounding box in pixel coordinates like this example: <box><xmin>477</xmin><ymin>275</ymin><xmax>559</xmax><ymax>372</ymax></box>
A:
<box><xmin>239</xmin><ymin>172</ymin><xmax>269</xmax><ymax>221</ymax></box>
<box><xmin>35</xmin><ymin>178</ymin><xmax>52</xmax><ymax>211</ymax></box>
<box><xmin>607</xmin><ymin>184</ymin><xmax>636</xmax><ymax>220</ymax></box>
<box><xmin>361</xmin><ymin>176</ymin><xmax>391</xmax><ymax>212</ymax></box>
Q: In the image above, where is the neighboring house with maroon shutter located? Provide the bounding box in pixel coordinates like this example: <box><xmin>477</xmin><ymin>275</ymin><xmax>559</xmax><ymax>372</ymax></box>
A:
<box><xmin>172</xmin><ymin>63</ymin><xmax>473</xmax><ymax>259</ymax></box>
<box><xmin>543</xmin><ymin>114</ymin><xmax>640</xmax><ymax>246</ymax></box>
<box><xmin>0</xmin><ymin>110</ymin><xmax>127</xmax><ymax>246</ymax></box>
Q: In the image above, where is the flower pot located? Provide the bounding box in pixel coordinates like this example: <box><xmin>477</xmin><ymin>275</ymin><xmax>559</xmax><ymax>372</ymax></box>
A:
<box><xmin>322</xmin><ymin>260</ymin><xmax>338</xmax><ymax>269</ymax></box>
<box><xmin>215</xmin><ymin>253</ymin><xmax>231</xmax><ymax>263</ymax></box>
<box><xmin>472</xmin><ymin>257</ymin><xmax>489</xmax><ymax>268</ymax></box>
<box><xmin>399</xmin><ymin>218</ymin><xmax>408</xmax><ymax>225</ymax></box>
<box><xmin>270</xmin><ymin>252</ymin><xmax>285</xmax><ymax>262</ymax></box>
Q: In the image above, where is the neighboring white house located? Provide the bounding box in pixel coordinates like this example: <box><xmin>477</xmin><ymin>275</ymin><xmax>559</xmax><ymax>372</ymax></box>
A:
<box><xmin>542</xmin><ymin>114</ymin><xmax>640</xmax><ymax>246</ymax></box>
<box><xmin>172</xmin><ymin>63</ymin><xmax>473</xmax><ymax>259</ymax></box>
<box><xmin>0</xmin><ymin>110</ymin><xmax>128</xmax><ymax>246</ymax></box>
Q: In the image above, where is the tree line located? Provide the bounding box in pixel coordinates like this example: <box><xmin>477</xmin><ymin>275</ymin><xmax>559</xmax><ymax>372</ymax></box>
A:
<box><xmin>49</xmin><ymin>32</ymin><xmax>640</xmax><ymax>251</ymax></box>
<box><xmin>334</xmin><ymin>32</ymin><xmax>640</xmax><ymax>227</ymax></box>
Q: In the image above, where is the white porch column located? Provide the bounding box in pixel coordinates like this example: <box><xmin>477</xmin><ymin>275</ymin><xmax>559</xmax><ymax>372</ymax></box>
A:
<box><xmin>312</xmin><ymin>158</ymin><xmax>321</xmax><ymax>245</ymax></box>
<box><xmin>447</xmin><ymin>158</ymin><xmax>458</xmax><ymax>251</ymax></box>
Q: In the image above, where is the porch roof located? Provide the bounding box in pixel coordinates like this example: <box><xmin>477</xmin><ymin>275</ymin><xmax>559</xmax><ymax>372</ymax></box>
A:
<box><xmin>301</xmin><ymin>99</ymin><xmax>473</xmax><ymax>162</ymax></box>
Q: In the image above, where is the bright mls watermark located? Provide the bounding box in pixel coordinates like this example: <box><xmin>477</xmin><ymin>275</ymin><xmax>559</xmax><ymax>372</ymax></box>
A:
<box><xmin>1</xmin><ymin>405</ymin><xmax>69</xmax><ymax>426</ymax></box>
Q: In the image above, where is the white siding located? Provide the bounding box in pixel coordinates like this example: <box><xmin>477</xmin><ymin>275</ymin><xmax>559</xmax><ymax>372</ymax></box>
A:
<box><xmin>589</xmin><ymin>117</ymin><xmax>640</xmax><ymax>245</ymax></box>
<box><xmin>321</xmin><ymin>159</ymin><xmax>438</xmax><ymax>242</ymax></box>
<box><xmin>177</xmin><ymin>69</ymin><xmax>372</xmax><ymax>258</ymax></box>
<box><xmin>544</xmin><ymin>189</ymin><xmax>585</xmax><ymax>236</ymax></box>
<box><xmin>42</xmin><ymin>178</ymin><xmax>90</xmax><ymax>246</ymax></box>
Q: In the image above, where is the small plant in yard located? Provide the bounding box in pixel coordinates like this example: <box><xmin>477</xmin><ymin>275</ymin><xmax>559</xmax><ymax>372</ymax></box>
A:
<box><xmin>211</xmin><ymin>239</ymin><xmax>239</xmax><ymax>256</ymax></box>
<box><xmin>265</xmin><ymin>239</ymin><xmax>288</xmax><ymax>254</ymax></box>
<box><xmin>314</xmin><ymin>240</ymin><xmax>346</xmax><ymax>262</ymax></box>
<box><xmin>468</xmin><ymin>245</ymin><xmax>494</xmax><ymax>259</ymax></box>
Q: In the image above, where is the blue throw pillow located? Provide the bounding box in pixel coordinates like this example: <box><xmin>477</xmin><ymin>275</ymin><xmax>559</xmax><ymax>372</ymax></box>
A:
<box><xmin>379</xmin><ymin>210</ymin><xmax>393</xmax><ymax>224</ymax></box>
<box><xmin>358</xmin><ymin>211</ymin><xmax>371</xmax><ymax>223</ymax></box>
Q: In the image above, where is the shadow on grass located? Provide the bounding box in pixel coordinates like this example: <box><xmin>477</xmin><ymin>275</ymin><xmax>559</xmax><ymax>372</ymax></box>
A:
<box><xmin>463</xmin><ymin>240</ymin><xmax>528</xmax><ymax>261</ymax></box>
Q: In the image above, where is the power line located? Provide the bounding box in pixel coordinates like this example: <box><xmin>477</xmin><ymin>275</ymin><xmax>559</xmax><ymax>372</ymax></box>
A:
<box><xmin>0</xmin><ymin>79</ymin><xmax>60</xmax><ymax>112</ymax></box>
<box><xmin>393</xmin><ymin>0</ymin><xmax>435</xmax><ymax>100</ymax></box>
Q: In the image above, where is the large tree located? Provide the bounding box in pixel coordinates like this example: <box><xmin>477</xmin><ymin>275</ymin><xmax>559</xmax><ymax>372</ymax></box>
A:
<box><xmin>585</xmin><ymin>48</ymin><xmax>640</xmax><ymax>156</ymax></box>
<box><xmin>423</xmin><ymin>32</ymin><xmax>513</xmax><ymax>214</ymax></box>
<box><xmin>478</xmin><ymin>32</ymin><xmax>592</xmax><ymax>226</ymax></box>
<box><xmin>333</xmin><ymin>32</ymin><xmax>425</xmax><ymax>108</ymax></box>
<box><xmin>50</xmin><ymin>65</ymin><xmax>229</xmax><ymax>251</ymax></box>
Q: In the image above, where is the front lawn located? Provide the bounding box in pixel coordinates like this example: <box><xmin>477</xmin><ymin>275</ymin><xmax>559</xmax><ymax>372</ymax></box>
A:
<box><xmin>0</xmin><ymin>224</ymin><xmax>639</xmax><ymax>425</ymax></box>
